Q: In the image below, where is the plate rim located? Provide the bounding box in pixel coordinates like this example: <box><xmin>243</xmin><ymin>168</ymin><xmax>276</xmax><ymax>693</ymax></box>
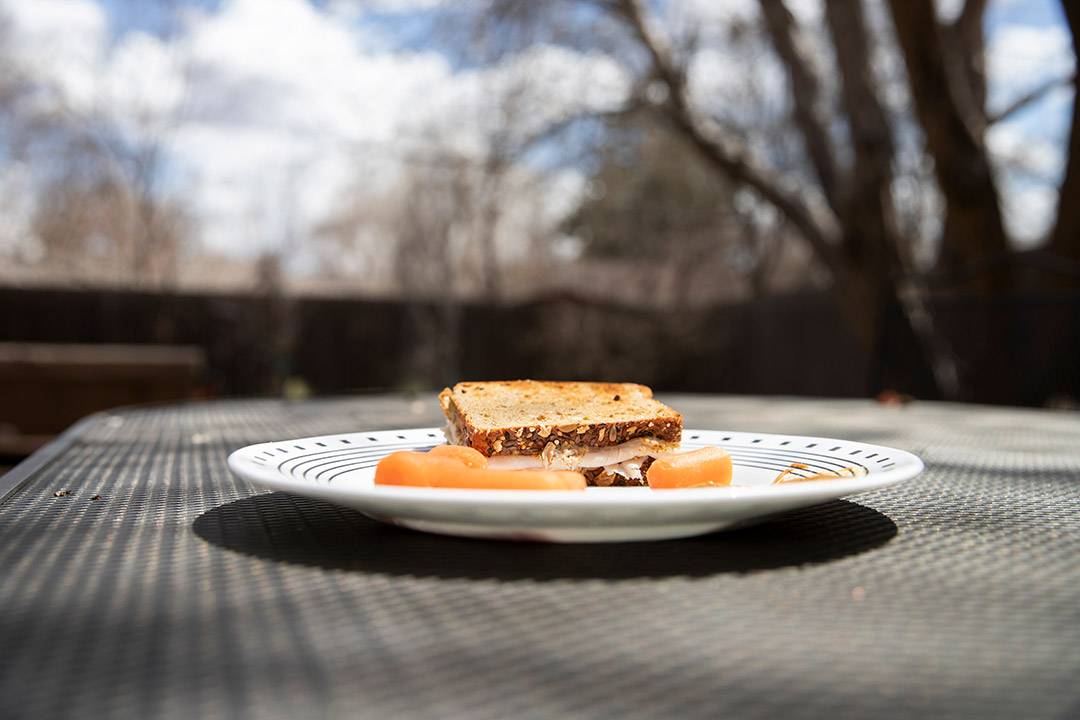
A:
<box><xmin>227</xmin><ymin>426</ymin><xmax>925</xmax><ymax>510</ymax></box>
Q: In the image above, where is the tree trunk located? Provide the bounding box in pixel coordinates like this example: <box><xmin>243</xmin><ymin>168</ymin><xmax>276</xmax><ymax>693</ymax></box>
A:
<box><xmin>1047</xmin><ymin>0</ymin><xmax>1080</xmax><ymax>270</ymax></box>
<box><xmin>945</xmin><ymin>0</ymin><xmax>990</xmax><ymax>125</ymax></box>
<box><xmin>824</xmin><ymin>0</ymin><xmax>962</xmax><ymax>396</ymax></box>
<box><xmin>824</xmin><ymin>0</ymin><xmax>902</xmax><ymax>275</ymax></box>
<box><xmin>886</xmin><ymin>0</ymin><xmax>1009</xmax><ymax>285</ymax></box>
<box><xmin>758</xmin><ymin>0</ymin><xmax>842</xmax><ymax>209</ymax></box>
<box><xmin>887</xmin><ymin>0</ymin><xmax>1028</xmax><ymax>401</ymax></box>
<box><xmin>615</xmin><ymin>0</ymin><xmax>984</xmax><ymax>396</ymax></box>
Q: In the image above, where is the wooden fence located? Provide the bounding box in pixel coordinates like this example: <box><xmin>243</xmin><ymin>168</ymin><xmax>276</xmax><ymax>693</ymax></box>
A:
<box><xmin>1</xmin><ymin>285</ymin><xmax>1076</xmax><ymax>409</ymax></box>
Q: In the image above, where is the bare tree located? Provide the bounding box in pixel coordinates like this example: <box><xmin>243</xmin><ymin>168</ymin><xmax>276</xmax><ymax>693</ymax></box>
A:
<box><xmin>477</xmin><ymin>0</ymin><xmax>1078</xmax><ymax>399</ymax></box>
<box><xmin>392</xmin><ymin>154</ymin><xmax>473</xmax><ymax>388</ymax></box>
<box><xmin>0</xmin><ymin>2</ymin><xmax>192</xmax><ymax>290</ymax></box>
<box><xmin>1048</xmin><ymin>1</ymin><xmax>1080</xmax><ymax>266</ymax></box>
<box><xmin>886</xmin><ymin>0</ymin><xmax>1007</xmax><ymax>280</ymax></box>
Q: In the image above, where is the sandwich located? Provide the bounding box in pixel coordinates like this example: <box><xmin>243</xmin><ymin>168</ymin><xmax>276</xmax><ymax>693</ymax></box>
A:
<box><xmin>438</xmin><ymin>380</ymin><xmax>682</xmax><ymax>486</ymax></box>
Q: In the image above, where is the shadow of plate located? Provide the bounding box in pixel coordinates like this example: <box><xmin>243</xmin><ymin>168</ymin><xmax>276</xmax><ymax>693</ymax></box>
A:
<box><xmin>193</xmin><ymin>491</ymin><xmax>897</xmax><ymax>580</ymax></box>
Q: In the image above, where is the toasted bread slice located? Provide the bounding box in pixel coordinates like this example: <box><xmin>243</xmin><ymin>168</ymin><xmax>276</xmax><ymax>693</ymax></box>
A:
<box><xmin>438</xmin><ymin>380</ymin><xmax>682</xmax><ymax>457</ymax></box>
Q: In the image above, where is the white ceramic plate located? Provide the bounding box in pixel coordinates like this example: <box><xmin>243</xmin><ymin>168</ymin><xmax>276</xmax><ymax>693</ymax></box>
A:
<box><xmin>227</xmin><ymin>428</ymin><xmax>924</xmax><ymax>542</ymax></box>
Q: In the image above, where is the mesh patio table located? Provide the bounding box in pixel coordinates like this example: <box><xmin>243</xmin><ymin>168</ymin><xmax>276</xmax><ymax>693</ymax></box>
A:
<box><xmin>1</xmin><ymin>394</ymin><xmax>1078</xmax><ymax>719</ymax></box>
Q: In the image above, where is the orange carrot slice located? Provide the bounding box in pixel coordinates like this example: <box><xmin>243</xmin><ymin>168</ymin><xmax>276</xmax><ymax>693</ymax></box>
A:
<box><xmin>430</xmin><ymin>467</ymin><xmax>587</xmax><ymax>491</ymax></box>
<box><xmin>647</xmin><ymin>446</ymin><xmax>733</xmax><ymax>489</ymax></box>
<box><xmin>426</xmin><ymin>444</ymin><xmax>488</xmax><ymax>468</ymax></box>
<box><xmin>374</xmin><ymin>451</ymin><xmax>450</xmax><ymax>487</ymax></box>
<box><xmin>374</xmin><ymin>449</ymin><xmax>586</xmax><ymax>490</ymax></box>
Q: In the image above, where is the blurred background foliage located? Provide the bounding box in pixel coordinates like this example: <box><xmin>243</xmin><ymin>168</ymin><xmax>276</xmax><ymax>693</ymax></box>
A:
<box><xmin>0</xmin><ymin>0</ymin><xmax>1077</xmax><ymax>430</ymax></box>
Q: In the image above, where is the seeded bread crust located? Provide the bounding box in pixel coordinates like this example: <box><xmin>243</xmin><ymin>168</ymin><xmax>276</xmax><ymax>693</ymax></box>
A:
<box><xmin>438</xmin><ymin>380</ymin><xmax>682</xmax><ymax>457</ymax></box>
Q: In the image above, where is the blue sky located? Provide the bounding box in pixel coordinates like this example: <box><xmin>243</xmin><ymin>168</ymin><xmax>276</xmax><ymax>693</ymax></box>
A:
<box><xmin>90</xmin><ymin>0</ymin><xmax>1078</xmax><ymax>140</ymax></box>
<box><xmin>1</xmin><ymin>0</ymin><xmax>1075</xmax><ymax>267</ymax></box>
<box><xmin>986</xmin><ymin>0</ymin><xmax>1065</xmax><ymax>28</ymax></box>
<box><xmin>86</xmin><ymin>0</ymin><xmax>1079</xmax><ymax>157</ymax></box>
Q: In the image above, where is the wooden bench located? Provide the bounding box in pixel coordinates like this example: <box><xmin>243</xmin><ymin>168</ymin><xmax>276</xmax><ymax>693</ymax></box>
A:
<box><xmin>0</xmin><ymin>343</ymin><xmax>207</xmax><ymax>459</ymax></box>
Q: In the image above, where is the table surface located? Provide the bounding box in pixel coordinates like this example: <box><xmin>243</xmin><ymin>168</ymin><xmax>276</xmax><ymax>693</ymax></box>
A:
<box><xmin>1</xmin><ymin>394</ymin><xmax>1078</xmax><ymax>719</ymax></box>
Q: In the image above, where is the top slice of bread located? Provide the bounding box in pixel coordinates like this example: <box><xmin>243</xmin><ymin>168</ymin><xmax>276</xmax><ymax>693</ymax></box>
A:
<box><xmin>439</xmin><ymin>380</ymin><xmax>682</xmax><ymax>456</ymax></box>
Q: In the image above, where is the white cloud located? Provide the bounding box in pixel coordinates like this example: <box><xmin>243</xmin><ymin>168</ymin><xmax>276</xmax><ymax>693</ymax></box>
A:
<box><xmin>987</xmin><ymin>123</ymin><xmax>1066</xmax><ymax>179</ymax></box>
<box><xmin>4</xmin><ymin>0</ymin><xmax>618</xmax><ymax>264</ymax></box>
<box><xmin>337</xmin><ymin>0</ymin><xmax>451</xmax><ymax>11</ymax></box>
<box><xmin>986</xmin><ymin>24</ymin><xmax>1074</xmax><ymax>114</ymax></box>
<box><xmin>1000</xmin><ymin>181</ymin><xmax>1058</xmax><ymax>247</ymax></box>
<box><xmin>984</xmin><ymin>18</ymin><xmax>1074</xmax><ymax>247</ymax></box>
<box><xmin>178</xmin><ymin>0</ymin><xmax>453</xmax><ymax>141</ymax></box>
<box><xmin>159</xmin><ymin>0</ymin><xmax>635</xmax><ymax>261</ymax></box>
<box><xmin>785</xmin><ymin>0</ymin><xmax>825</xmax><ymax>24</ymax></box>
<box><xmin>412</xmin><ymin>44</ymin><xmax>631</xmax><ymax>158</ymax></box>
<box><xmin>104</xmin><ymin>31</ymin><xmax>187</xmax><ymax>135</ymax></box>
<box><xmin>151</xmin><ymin>0</ymin><xmax>453</xmax><ymax>259</ymax></box>
<box><xmin>678</xmin><ymin>0</ymin><xmax>757</xmax><ymax>25</ymax></box>
<box><xmin>934</xmin><ymin>0</ymin><xmax>964</xmax><ymax>24</ymax></box>
<box><xmin>1</xmin><ymin>0</ymin><xmax>108</xmax><ymax>112</ymax></box>
<box><xmin>4</xmin><ymin>0</ymin><xmax>1074</xmax><ymax>269</ymax></box>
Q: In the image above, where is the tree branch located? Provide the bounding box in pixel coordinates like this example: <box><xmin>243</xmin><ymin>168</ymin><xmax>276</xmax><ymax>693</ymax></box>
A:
<box><xmin>613</xmin><ymin>0</ymin><xmax>843</xmax><ymax>269</ymax></box>
<box><xmin>1048</xmin><ymin>1</ymin><xmax>1080</xmax><ymax>266</ymax></box>
<box><xmin>823</xmin><ymin>0</ymin><xmax>902</xmax><ymax>263</ymax></box>
<box><xmin>988</xmin><ymin>74</ymin><xmax>1076</xmax><ymax>126</ymax></box>
<box><xmin>886</xmin><ymin>0</ymin><xmax>1008</xmax><ymax>277</ymax></box>
<box><xmin>824</xmin><ymin>1</ymin><xmax>896</xmax><ymax>167</ymax></box>
<box><xmin>758</xmin><ymin>0</ymin><xmax>842</xmax><ymax>211</ymax></box>
<box><xmin>947</xmin><ymin>0</ymin><xmax>989</xmax><ymax>118</ymax></box>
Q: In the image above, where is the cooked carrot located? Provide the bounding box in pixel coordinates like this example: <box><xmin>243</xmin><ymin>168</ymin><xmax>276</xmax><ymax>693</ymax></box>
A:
<box><xmin>375</xmin><ymin>451</ymin><xmax>447</xmax><ymax>487</ymax></box>
<box><xmin>374</xmin><ymin>450</ymin><xmax>586</xmax><ymax>490</ymax></box>
<box><xmin>647</xmin><ymin>446</ymin><xmax>733</xmax><ymax>489</ymax></box>
<box><xmin>426</xmin><ymin>444</ymin><xmax>488</xmax><ymax>468</ymax></box>
<box><xmin>428</xmin><ymin>467</ymin><xmax>587</xmax><ymax>490</ymax></box>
